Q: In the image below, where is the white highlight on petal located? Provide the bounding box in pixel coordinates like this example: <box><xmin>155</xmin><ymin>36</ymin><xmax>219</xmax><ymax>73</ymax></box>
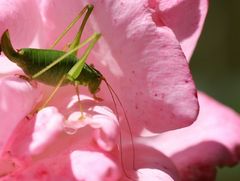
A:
<box><xmin>29</xmin><ymin>107</ymin><xmax>64</xmax><ymax>155</ymax></box>
<box><xmin>137</xmin><ymin>168</ymin><xmax>175</xmax><ymax>181</ymax></box>
<box><xmin>70</xmin><ymin>150</ymin><xmax>120</xmax><ymax>181</ymax></box>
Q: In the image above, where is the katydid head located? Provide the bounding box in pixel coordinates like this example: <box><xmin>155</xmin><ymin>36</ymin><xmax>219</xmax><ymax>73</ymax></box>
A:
<box><xmin>87</xmin><ymin>65</ymin><xmax>104</xmax><ymax>95</ymax></box>
<box><xmin>88</xmin><ymin>74</ymin><xmax>102</xmax><ymax>94</ymax></box>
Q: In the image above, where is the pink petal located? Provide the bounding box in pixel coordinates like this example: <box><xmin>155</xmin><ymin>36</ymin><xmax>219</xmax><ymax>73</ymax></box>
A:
<box><xmin>0</xmin><ymin>108</ymin><xmax>69</xmax><ymax>170</ymax></box>
<box><xmin>1</xmin><ymin>148</ymin><xmax>119</xmax><ymax>180</ymax></box>
<box><xmin>92</xmin><ymin>0</ymin><xmax>199</xmax><ymax>133</ymax></box>
<box><xmin>1</xmin><ymin>95</ymin><xmax>181</xmax><ymax>180</ymax></box>
<box><xmin>45</xmin><ymin>93</ymin><xmax>120</xmax><ymax>152</ymax></box>
<box><xmin>39</xmin><ymin>0</ymin><xmax>199</xmax><ymax>134</ymax></box>
<box><xmin>3</xmin><ymin>107</ymin><xmax>86</xmax><ymax>159</ymax></box>
<box><xmin>150</xmin><ymin>0</ymin><xmax>209</xmax><ymax>60</ymax></box>
<box><xmin>0</xmin><ymin>101</ymin><xmax>124</xmax><ymax>179</ymax></box>
<box><xmin>0</xmin><ymin>0</ymin><xmax>42</xmax><ymax>48</ymax></box>
<box><xmin>89</xmin><ymin>105</ymin><xmax>119</xmax><ymax>151</ymax></box>
<box><xmin>70</xmin><ymin>150</ymin><xmax>120</xmax><ymax>181</ymax></box>
<box><xmin>4</xmin><ymin>95</ymin><xmax>120</xmax><ymax>156</ymax></box>
<box><xmin>0</xmin><ymin>76</ymin><xmax>41</xmax><ymax>152</ymax></box>
<box><xmin>0</xmin><ymin>156</ymin><xmax>16</xmax><ymax>177</ymax></box>
<box><xmin>140</xmin><ymin>92</ymin><xmax>240</xmax><ymax>180</ymax></box>
<box><xmin>56</xmin><ymin>98</ymin><xmax>120</xmax><ymax>151</ymax></box>
<box><xmin>64</xmin><ymin>99</ymin><xmax>180</xmax><ymax>180</ymax></box>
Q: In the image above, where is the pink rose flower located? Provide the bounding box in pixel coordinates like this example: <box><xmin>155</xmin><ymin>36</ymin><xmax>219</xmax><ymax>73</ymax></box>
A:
<box><xmin>0</xmin><ymin>0</ymin><xmax>239</xmax><ymax>180</ymax></box>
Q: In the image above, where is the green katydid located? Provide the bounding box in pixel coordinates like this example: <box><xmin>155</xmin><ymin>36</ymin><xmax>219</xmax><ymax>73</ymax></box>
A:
<box><xmin>0</xmin><ymin>4</ymin><xmax>136</xmax><ymax>178</ymax></box>
<box><xmin>1</xmin><ymin>5</ymin><xmax>102</xmax><ymax>100</ymax></box>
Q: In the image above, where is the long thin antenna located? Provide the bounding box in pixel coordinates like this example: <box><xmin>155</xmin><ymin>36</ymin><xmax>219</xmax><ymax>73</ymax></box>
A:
<box><xmin>103</xmin><ymin>78</ymin><xmax>136</xmax><ymax>177</ymax></box>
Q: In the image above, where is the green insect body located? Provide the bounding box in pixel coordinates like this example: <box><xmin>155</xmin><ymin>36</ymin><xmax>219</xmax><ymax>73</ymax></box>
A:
<box><xmin>0</xmin><ymin>30</ymin><xmax>103</xmax><ymax>95</ymax></box>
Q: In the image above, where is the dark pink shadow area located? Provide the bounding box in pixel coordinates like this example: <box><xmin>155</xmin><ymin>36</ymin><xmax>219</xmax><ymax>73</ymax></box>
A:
<box><xmin>123</xmin><ymin>143</ymin><xmax>179</xmax><ymax>180</ymax></box>
<box><xmin>171</xmin><ymin>141</ymin><xmax>236</xmax><ymax>181</ymax></box>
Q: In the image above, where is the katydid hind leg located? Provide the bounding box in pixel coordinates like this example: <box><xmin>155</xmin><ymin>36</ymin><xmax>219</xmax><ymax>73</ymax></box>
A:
<box><xmin>68</xmin><ymin>4</ymin><xmax>94</xmax><ymax>55</ymax></box>
<box><xmin>38</xmin><ymin>75</ymin><xmax>66</xmax><ymax>110</ymax></box>
<box><xmin>50</xmin><ymin>4</ymin><xmax>94</xmax><ymax>50</ymax></box>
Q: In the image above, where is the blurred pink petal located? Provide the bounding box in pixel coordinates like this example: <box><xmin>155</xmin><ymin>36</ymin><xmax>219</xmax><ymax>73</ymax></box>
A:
<box><xmin>0</xmin><ymin>0</ymin><xmax>42</xmax><ymax>48</ymax></box>
<box><xmin>39</xmin><ymin>0</ymin><xmax>199</xmax><ymax>134</ymax></box>
<box><xmin>150</xmin><ymin>0</ymin><xmax>209</xmax><ymax>60</ymax></box>
<box><xmin>70</xmin><ymin>150</ymin><xmax>120</xmax><ymax>181</ymax></box>
<box><xmin>29</xmin><ymin>107</ymin><xmax>64</xmax><ymax>155</ymax></box>
<box><xmin>140</xmin><ymin>92</ymin><xmax>240</xmax><ymax>180</ymax></box>
<box><xmin>0</xmin><ymin>76</ymin><xmax>41</xmax><ymax>153</ymax></box>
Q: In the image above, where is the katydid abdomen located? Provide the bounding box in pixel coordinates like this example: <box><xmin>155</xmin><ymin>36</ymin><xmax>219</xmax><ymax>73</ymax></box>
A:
<box><xmin>19</xmin><ymin>48</ymin><xmax>77</xmax><ymax>86</ymax></box>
